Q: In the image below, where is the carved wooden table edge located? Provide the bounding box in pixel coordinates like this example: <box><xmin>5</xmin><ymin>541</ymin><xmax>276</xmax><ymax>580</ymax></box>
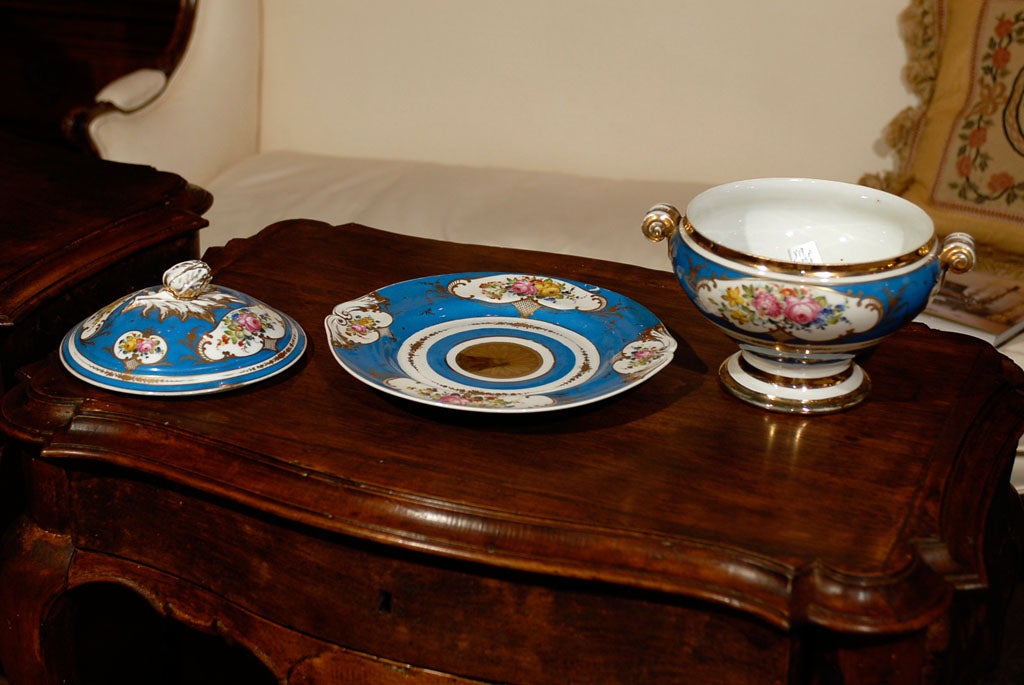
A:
<box><xmin>0</xmin><ymin>358</ymin><xmax>955</xmax><ymax>635</ymax></box>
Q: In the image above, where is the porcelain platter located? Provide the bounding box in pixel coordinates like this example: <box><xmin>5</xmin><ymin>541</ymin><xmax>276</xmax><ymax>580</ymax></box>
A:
<box><xmin>325</xmin><ymin>273</ymin><xmax>676</xmax><ymax>413</ymax></box>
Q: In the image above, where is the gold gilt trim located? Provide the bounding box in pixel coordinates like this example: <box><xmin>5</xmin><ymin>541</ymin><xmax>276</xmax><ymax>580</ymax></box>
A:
<box><xmin>737</xmin><ymin>355</ymin><xmax>856</xmax><ymax>390</ymax></box>
<box><xmin>682</xmin><ymin>216</ymin><xmax>937</xmax><ymax>277</ymax></box>
<box><xmin>719</xmin><ymin>359</ymin><xmax>872</xmax><ymax>414</ymax></box>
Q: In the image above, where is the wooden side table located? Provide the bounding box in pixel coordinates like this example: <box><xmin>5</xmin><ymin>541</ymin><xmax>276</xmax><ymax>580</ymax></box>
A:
<box><xmin>1</xmin><ymin>220</ymin><xmax>1022</xmax><ymax>684</ymax></box>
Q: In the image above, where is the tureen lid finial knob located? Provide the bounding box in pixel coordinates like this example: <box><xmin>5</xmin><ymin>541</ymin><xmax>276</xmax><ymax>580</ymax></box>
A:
<box><xmin>163</xmin><ymin>260</ymin><xmax>213</xmax><ymax>299</ymax></box>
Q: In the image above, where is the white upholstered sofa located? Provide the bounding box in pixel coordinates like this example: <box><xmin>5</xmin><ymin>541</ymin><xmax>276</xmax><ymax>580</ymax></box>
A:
<box><xmin>84</xmin><ymin>0</ymin><xmax>1024</xmax><ymax>483</ymax></box>
<box><xmin>86</xmin><ymin>0</ymin><xmax>920</xmax><ymax>266</ymax></box>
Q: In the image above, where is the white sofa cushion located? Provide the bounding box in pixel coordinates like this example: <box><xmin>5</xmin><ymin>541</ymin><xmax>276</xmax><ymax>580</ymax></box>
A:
<box><xmin>202</xmin><ymin>150</ymin><xmax>710</xmax><ymax>271</ymax></box>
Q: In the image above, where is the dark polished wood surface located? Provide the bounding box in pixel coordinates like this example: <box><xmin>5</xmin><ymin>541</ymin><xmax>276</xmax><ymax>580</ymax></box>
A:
<box><xmin>0</xmin><ymin>131</ymin><xmax>210</xmax><ymax>390</ymax></box>
<box><xmin>1</xmin><ymin>220</ymin><xmax>1023</xmax><ymax>683</ymax></box>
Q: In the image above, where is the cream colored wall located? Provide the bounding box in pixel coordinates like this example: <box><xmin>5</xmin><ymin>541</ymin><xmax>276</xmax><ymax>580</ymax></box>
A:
<box><xmin>259</xmin><ymin>0</ymin><xmax>913</xmax><ymax>185</ymax></box>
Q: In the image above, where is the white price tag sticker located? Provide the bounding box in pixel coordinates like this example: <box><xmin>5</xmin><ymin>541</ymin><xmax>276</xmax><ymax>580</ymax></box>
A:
<box><xmin>789</xmin><ymin>240</ymin><xmax>823</xmax><ymax>264</ymax></box>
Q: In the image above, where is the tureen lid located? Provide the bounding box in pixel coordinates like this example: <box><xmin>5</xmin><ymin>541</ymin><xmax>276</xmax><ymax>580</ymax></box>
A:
<box><xmin>60</xmin><ymin>260</ymin><xmax>306</xmax><ymax>395</ymax></box>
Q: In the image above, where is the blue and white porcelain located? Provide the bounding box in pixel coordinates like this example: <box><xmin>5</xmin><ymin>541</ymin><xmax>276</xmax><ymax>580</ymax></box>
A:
<box><xmin>325</xmin><ymin>273</ymin><xmax>676</xmax><ymax>413</ymax></box>
<box><xmin>60</xmin><ymin>260</ymin><xmax>306</xmax><ymax>395</ymax></box>
<box><xmin>642</xmin><ymin>178</ymin><xmax>975</xmax><ymax>414</ymax></box>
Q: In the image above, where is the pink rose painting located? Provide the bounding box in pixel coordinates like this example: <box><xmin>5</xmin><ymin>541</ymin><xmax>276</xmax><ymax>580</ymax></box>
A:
<box><xmin>236</xmin><ymin>310</ymin><xmax>264</xmax><ymax>333</ymax></box>
<box><xmin>783</xmin><ymin>295</ymin><xmax>824</xmax><ymax>325</ymax></box>
<box><xmin>510</xmin><ymin>278</ymin><xmax>537</xmax><ymax>295</ymax></box>
<box><xmin>754</xmin><ymin>290</ymin><xmax>783</xmax><ymax>317</ymax></box>
<box><xmin>218</xmin><ymin>308</ymin><xmax>271</xmax><ymax>348</ymax></box>
<box><xmin>135</xmin><ymin>337</ymin><xmax>157</xmax><ymax>355</ymax></box>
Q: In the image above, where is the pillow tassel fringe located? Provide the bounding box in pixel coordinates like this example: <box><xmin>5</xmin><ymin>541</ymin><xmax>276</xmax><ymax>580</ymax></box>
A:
<box><xmin>860</xmin><ymin>0</ymin><xmax>939</xmax><ymax>195</ymax></box>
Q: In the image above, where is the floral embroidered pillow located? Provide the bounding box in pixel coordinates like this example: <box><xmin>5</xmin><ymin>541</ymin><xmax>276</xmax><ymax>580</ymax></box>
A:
<box><xmin>872</xmin><ymin>0</ymin><xmax>1024</xmax><ymax>254</ymax></box>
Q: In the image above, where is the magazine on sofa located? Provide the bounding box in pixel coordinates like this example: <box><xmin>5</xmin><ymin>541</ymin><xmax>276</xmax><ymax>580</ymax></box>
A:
<box><xmin>923</xmin><ymin>269</ymin><xmax>1024</xmax><ymax>347</ymax></box>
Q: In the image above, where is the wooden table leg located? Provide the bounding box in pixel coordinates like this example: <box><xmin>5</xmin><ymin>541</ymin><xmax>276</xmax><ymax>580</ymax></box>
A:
<box><xmin>0</xmin><ymin>517</ymin><xmax>73</xmax><ymax>684</ymax></box>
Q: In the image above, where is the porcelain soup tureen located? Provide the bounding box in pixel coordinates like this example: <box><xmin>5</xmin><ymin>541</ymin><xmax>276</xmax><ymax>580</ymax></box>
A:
<box><xmin>641</xmin><ymin>178</ymin><xmax>975</xmax><ymax>414</ymax></box>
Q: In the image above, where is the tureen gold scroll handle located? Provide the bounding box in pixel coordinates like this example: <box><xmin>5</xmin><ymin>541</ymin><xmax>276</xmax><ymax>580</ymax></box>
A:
<box><xmin>939</xmin><ymin>232</ymin><xmax>975</xmax><ymax>275</ymax></box>
<box><xmin>163</xmin><ymin>260</ymin><xmax>213</xmax><ymax>299</ymax></box>
<box><xmin>641</xmin><ymin>203</ymin><xmax>682</xmax><ymax>243</ymax></box>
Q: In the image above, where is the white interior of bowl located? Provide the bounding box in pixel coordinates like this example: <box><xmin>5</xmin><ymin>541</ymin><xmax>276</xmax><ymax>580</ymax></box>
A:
<box><xmin>685</xmin><ymin>178</ymin><xmax>935</xmax><ymax>265</ymax></box>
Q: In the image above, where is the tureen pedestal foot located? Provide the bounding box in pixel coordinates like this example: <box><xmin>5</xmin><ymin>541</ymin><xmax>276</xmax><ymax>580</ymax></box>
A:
<box><xmin>718</xmin><ymin>348</ymin><xmax>871</xmax><ymax>414</ymax></box>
